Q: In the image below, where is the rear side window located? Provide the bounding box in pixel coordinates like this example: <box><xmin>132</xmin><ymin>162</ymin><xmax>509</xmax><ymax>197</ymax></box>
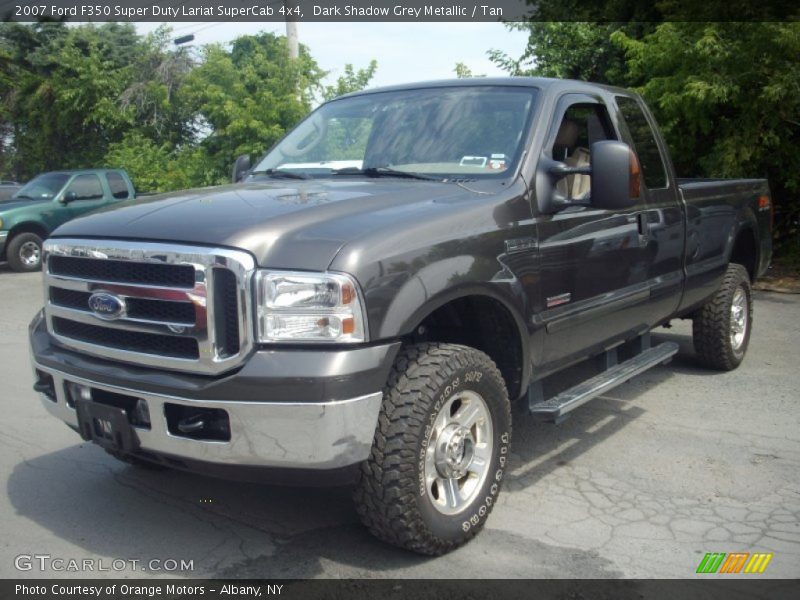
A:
<box><xmin>616</xmin><ymin>96</ymin><xmax>668</xmax><ymax>189</ymax></box>
<box><xmin>65</xmin><ymin>174</ymin><xmax>104</xmax><ymax>200</ymax></box>
<box><xmin>106</xmin><ymin>172</ymin><xmax>130</xmax><ymax>199</ymax></box>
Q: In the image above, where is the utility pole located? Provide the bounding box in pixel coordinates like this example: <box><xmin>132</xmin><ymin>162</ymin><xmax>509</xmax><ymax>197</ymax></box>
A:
<box><xmin>285</xmin><ymin>1</ymin><xmax>299</xmax><ymax>59</ymax></box>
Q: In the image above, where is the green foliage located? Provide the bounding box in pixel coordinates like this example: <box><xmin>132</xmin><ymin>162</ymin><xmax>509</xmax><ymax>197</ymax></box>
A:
<box><xmin>453</xmin><ymin>62</ymin><xmax>485</xmax><ymax>79</ymax></box>
<box><xmin>0</xmin><ymin>24</ymin><xmax>377</xmax><ymax>191</ymax></box>
<box><xmin>322</xmin><ymin>60</ymin><xmax>378</xmax><ymax>100</ymax></box>
<box><xmin>488</xmin><ymin>22</ymin><xmax>653</xmax><ymax>85</ymax></box>
<box><xmin>186</xmin><ymin>32</ymin><xmax>326</xmax><ymax>182</ymax></box>
<box><xmin>103</xmin><ymin>132</ymin><xmax>220</xmax><ymax>193</ymax></box>
<box><xmin>0</xmin><ymin>22</ymin><xmax>135</xmax><ymax>176</ymax></box>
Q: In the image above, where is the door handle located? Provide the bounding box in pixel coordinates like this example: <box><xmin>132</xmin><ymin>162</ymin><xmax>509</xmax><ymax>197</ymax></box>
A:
<box><xmin>636</xmin><ymin>212</ymin><xmax>649</xmax><ymax>246</ymax></box>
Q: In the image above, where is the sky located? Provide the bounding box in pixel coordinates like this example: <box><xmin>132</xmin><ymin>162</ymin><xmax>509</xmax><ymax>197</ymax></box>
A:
<box><xmin>134</xmin><ymin>21</ymin><xmax>530</xmax><ymax>89</ymax></box>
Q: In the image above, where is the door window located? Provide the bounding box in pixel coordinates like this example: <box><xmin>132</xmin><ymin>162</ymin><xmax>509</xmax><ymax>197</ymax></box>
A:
<box><xmin>550</xmin><ymin>103</ymin><xmax>615</xmax><ymax>201</ymax></box>
<box><xmin>65</xmin><ymin>175</ymin><xmax>104</xmax><ymax>201</ymax></box>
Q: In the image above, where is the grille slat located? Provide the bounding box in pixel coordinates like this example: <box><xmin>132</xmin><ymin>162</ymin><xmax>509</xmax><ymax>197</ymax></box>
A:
<box><xmin>50</xmin><ymin>255</ymin><xmax>195</xmax><ymax>288</ymax></box>
<box><xmin>52</xmin><ymin>317</ymin><xmax>199</xmax><ymax>359</ymax></box>
<box><xmin>50</xmin><ymin>288</ymin><xmax>196</xmax><ymax>325</ymax></box>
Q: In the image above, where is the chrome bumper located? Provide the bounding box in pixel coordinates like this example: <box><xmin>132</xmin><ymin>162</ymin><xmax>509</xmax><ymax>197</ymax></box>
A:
<box><xmin>0</xmin><ymin>231</ymin><xmax>7</xmax><ymax>255</ymax></box>
<box><xmin>32</xmin><ymin>362</ymin><xmax>383</xmax><ymax>470</ymax></box>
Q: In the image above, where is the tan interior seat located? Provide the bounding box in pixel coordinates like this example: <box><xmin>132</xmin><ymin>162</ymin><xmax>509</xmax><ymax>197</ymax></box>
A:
<box><xmin>554</xmin><ymin>119</ymin><xmax>591</xmax><ymax>200</ymax></box>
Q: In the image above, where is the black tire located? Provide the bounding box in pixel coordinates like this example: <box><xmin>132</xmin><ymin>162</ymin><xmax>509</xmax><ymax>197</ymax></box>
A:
<box><xmin>6</xmin><ymin>232</ymin><xmax>43</xmax><ymax>272</ymax></box>
<box><xmin>692</xmin><ymin>263</ymin><xmax>753</xmax><ymax>371</ymax></box>
<box><xmin>105</xmin><ymin>450</ymin><xmax>167</xmax><ymax>471</ymax></box>
<box><xmin>354</xmin><ymin>342</ymin><xmax>512</xmax><ymax>555</ymax></box>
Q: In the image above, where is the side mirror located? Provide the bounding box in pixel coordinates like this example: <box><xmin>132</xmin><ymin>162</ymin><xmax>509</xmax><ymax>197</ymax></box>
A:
<box><xmin>231</xmin><ymin>154</ymin><xmax>251</xmax><ymax>183</ymax></box>
<box><xmin>590</xmin><ymin>140</ymin><xmax>641</xmax><ymax>210</ymax></box>
<box><xmin>61</xmin><ymin>191</ymin><xmax>78</xmax><ymax>204</ymax></box>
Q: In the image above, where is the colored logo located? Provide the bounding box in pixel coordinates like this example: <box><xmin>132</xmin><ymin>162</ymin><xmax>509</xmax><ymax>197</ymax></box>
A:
<box><xmin>87</xmin><ymin>292</ymin><xmax>126</xmax><ymax>321</ymax></box>
<box><xmin>696</xmin><ymin>552</ymin><xmax>773</xmax><ymax>574</ymax></box>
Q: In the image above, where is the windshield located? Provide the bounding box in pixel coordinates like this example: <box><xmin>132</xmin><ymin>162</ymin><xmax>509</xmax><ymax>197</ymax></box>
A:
<box><xmin>13</xmin><ymin>173</ymin><xmax>70</xmax><ymax>200</ymax></box>
<box><xmin>251</xmin><ymin>86</ymin><xmax>538</xmax><ymax>180</ymax></box>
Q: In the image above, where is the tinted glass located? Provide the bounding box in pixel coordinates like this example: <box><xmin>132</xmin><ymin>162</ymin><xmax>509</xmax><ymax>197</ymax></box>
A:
<box><xmin>253</xmin><ymin>86</ymin><xmax>538</xmax><ymax>179</ymax></box>
<box><xmin>106</xmin><ymin>172</ymin><xmax>129</xmax><ymax>199</ymax></box>
<box><xmin>65</xmin><ymin>175</ymin><xmax>104</xmax><ymax>200</ymax></box>
<box><xmin>616</xmin><ymin>96</ymin><xmax>667</xmax><ymax>189</ymax></box>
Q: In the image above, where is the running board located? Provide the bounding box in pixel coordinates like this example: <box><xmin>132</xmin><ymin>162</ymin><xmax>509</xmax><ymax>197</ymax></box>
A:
<box><xmin>529</xmin><ymin>342</ymin><xmax>679</xmax><ymax>422</ymax></box>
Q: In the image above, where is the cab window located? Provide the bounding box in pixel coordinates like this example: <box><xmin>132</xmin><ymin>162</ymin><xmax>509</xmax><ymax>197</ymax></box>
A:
<box><xmin>106</xmin><ymin>172</ymin><xmax>130</xmax><ymax>200</ymax></box>
<box><xmin>65</xmin><ymin>174</ymin><xmax>104</xmax><ymax>201</ymax></box>
<box><xmin>616</xmin><ymin>96</ymin><xmax>668</xmax><ymax>189</ymax></box>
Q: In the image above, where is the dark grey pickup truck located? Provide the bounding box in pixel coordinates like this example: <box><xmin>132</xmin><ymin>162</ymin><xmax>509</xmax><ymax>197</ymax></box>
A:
<box><xmin>29</xmin><ymin>78</ymin><xmax>772</xmax><ymax>555</ymax></box>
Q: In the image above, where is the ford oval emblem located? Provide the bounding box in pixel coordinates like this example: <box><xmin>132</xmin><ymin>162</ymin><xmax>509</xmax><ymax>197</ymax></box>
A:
<box><xmin>87</xmin><ymin>292</ymin><xmax>126</xmax><ymax>321</ymax></box>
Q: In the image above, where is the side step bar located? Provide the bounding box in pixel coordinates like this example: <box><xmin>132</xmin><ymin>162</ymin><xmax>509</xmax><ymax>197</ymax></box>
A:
<box><xmin>529</xmin><ymin>341</ymin><xmax>679</xmax><ymax>422</ymax></box>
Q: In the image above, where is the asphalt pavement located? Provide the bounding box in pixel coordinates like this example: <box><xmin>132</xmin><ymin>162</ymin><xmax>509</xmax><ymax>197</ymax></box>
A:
<box><xmin>1</xmin><ymin>264</ymin><xmax>798</xmax><ymax>579</ymax></box>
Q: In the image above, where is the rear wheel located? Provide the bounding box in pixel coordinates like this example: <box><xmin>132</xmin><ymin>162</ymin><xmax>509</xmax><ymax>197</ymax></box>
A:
<box><xmin>692</xmin><ymin>263</ymin><xmax>752</xmax><ymax>371</ymax></box>
<box><xmin>354</xmin><ymin>342</ymin><xmax>511</xmax><ymax>555</ymax></box>
<box><xmin>7</xmin><ymin>232</ymin><xmax>43</xmax><ymax>272</ymax></box>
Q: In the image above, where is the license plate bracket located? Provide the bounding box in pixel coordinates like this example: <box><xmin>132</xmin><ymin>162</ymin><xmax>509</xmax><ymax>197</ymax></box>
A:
<box><xmin>75</xmin><ymin>397</ymin><xmax>140</xmax><ymax>453</ymax></box>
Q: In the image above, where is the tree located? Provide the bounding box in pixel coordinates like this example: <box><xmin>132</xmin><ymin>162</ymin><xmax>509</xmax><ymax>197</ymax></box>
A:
<box><xmin>185</xmin><ymin>32</ymin><xmax>326</xmax><ymax>181</ymax></box>
<box><xmin>118</xmin><ymin>25</ymin><xmax>197</xmax><ymax>147</ymax></box>
<box><xmin>454</xmin><ymin>62</ymin><xmax>485</xmax><ymax>79</ymax></box>
<box><xmin>0</xmin><ymin>22</ymin><xmax>139</xmax><ymax>179</ymax></box>
<box><xmin>1</xmin><ymin>24</ymin><xmax>378</xmax><ymax>193</ymax></box>
<box><xmin>322</xmin><ymin>60</ymin><xmax>378</xmax><ymax>101</ymax></box>
<box><xmin>488</xmin><ymin>22</ymin><xmax>654</xmax><ymax>85</ymax></box>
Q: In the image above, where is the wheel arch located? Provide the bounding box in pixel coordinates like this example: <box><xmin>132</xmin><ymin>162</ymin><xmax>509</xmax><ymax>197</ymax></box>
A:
<box><xmin>728</xmin><ymin>222</ymin><xmax>758</xmax><ymax>281</ymax></box>
<box><xmin>394</xmin><ymin>287</ymin><xmax>530</xmax><ymax>401</ymax></box>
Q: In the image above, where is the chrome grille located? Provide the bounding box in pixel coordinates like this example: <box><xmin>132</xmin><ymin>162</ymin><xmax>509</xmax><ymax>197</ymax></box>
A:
<box><xmin>43</xmin><ymin>239</ymin><xmax>256</xmax><ymax>374</ymax></box>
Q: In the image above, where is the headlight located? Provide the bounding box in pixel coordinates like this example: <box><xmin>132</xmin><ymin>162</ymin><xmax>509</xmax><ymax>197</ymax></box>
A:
<box><xmin>255</xmin><ymin>271</ymin><xmax>366</xmax><ymax>343</ymax></box>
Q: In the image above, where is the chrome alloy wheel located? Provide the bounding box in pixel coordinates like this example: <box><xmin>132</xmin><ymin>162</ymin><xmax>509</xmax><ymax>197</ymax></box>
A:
<box><xmin>20</xmin><ymin>241</ymin><xmax>41</xmax><ymax>267</ymax></box>
<box><xmin>730</xmin><ymin>286</ymin><xmax>748</xmax><ymax>351</ymax></box>
<box><xmin>424</xmin><ymin>390</ymin><xmax>493</xmax><ymax>515</ymax></box>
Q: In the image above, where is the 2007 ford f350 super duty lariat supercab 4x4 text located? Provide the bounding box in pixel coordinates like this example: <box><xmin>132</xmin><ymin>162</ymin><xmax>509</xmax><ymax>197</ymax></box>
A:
<box><xmin>29</xmin><ymin>78</ymin><xmax>772</xmax><ymax>554</ymax></box>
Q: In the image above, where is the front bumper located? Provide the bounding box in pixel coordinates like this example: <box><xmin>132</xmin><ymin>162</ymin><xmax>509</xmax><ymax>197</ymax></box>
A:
<box><xmin>0</xmin><ymin>231</ymin><xmax>7</xmax><ymax>257</ymax></box>
<box><xmin>30</xmin><ymin>312</ymin><xmax>398</xmax><ymax>473</ymax></box>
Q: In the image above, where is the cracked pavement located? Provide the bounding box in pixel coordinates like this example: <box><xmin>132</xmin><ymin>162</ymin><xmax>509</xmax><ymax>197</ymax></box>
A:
<box><xmin>1</xmin><ymin>266</ymin><xmax>798</xmax><ymax>579</ymax></box>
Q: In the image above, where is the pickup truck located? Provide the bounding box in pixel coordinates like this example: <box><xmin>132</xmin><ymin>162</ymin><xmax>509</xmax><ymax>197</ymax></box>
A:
<box><xmin>29</xmin><ymin>78</ymin><xmax>772</xmax><ymax>555</ymax></box>
<box><xmin>0</xmin><ymin>169</ymin><xmax>137</xmax><ymax>272</ymax></box>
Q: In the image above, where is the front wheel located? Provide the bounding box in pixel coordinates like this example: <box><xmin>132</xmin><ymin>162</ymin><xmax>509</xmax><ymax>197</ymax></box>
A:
<box><xmin>354</xmin><ymin>342</ymin><xmax>512</xmax><ymax>555</ymax></box>
<box><xmin>6</xmin><ymin>232</ymin><xmax>43</xmax><ymax>272</ymax></box>
<box><xmin>692</xmin><ymin>263</ymin><xmax>753</xmax><ymax>371</ymax></box>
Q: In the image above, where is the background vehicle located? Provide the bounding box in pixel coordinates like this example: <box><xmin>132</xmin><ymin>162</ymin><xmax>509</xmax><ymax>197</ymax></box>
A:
<box><xmin>0</xmin><ymin>169</ymin><xmax>136</xmax><ymax>272</ymax></box>
<box><xmin>0</xmin><ymin>181</ymin><xmax>21</xmax><ymax>201</ymax></box>
<box><xmin>29</xmin><ymin>78</ymin><xmax>771</xmax><ymax>554</ymax></box>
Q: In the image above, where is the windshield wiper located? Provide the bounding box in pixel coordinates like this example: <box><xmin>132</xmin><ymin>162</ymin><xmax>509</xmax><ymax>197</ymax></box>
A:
<box><xmin>250</xmin><ymin>169</ymin><xmax>310</xmax><ymax>180</ymax></box>
<box><xmin>12</xmin><ymin>194</ymin><xmax>33</xmax><ymax>199</ymax></box>
<box><xmin>332</xmin><ymin>166</ymin><xmax>442</xmax><ymax>182</ymax></box>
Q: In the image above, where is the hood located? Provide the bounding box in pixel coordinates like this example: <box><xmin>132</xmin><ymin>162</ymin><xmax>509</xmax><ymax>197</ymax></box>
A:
<box><xmin>0</xmin><ymin>198</ymin><xmax>49</xmax><ymax>212</ymax></box>
<box><xmin>51</xmin><ymin>178</ymin><xmax>487</xmax><ymax>270</ymax></box>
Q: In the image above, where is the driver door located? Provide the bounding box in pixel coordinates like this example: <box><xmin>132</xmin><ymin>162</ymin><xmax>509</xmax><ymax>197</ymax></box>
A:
<box><xmin>59</xmin><ymin>174</ymin><xmax>108</xmax><ymax>225</ymax></box>
<box><xmin>535</xmin><ymin>94</ymin><xmax>652</xmax><ymax>368</ymax></box>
